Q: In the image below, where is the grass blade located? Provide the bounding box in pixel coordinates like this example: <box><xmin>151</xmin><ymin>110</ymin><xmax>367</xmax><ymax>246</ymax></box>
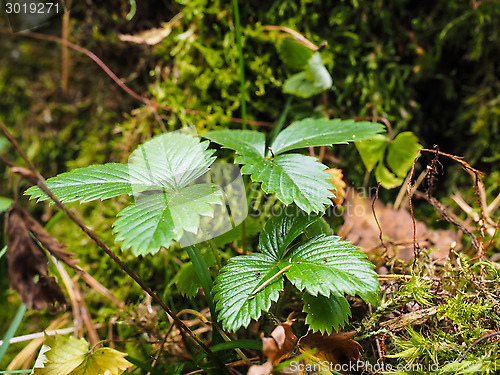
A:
<box><xmin>0</xmin><ymin>304</ymin><xmax>27</xmax><ymax>364</ymax></box>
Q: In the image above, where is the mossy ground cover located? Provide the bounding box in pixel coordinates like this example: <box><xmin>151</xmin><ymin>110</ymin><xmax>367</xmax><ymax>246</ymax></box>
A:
<box><xmin>0</xmin><ymin>1</ymin><xmax>499</xmax><ymax>374</ymax></box>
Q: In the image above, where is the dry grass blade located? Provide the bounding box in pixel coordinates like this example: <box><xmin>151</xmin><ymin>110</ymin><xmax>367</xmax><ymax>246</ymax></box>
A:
<box><xmin>119</xmin><ymin>13</ymin><xmax>183</xmax><ymax>45</ymax></box>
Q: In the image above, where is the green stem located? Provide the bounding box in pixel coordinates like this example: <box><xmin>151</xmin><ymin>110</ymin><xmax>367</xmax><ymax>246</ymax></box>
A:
<box><xmin>232</xmin><ymin>0</ymin><xmax>250</xmax><ymax>252</ymax></box>
<box><xmin>126</xmin><ymin>0</ymin><xmax>137</xmax><ymax>21</ymax></box>
<box><xmin>184</xmin><ymin>242</ymin><xmax>223</xmax><ymax>344</ymax></box>
<box><xmin>0</xmin><ymin>245</ymin><xmax>7</xmax><ymax>261</ymax></box>
<box><xmin>270</xmin><ymin>96</ymin><xmax>293</xmax><ymax>145</ymax></box>
<box><xmin>240</xmin><ymin>212</ymin><xmax>247</xmax><ymax>253</ymax></box>
<box><xmin>233</xmin><ymin>0</ymin><xmax>246</xmax><ymax>130</ymax></box>
<box><xmin>208</xmin><ymin>239</ymin><xmax>222</xmax><ymax>270</ymax></box>
<box><xmin>232</xmin><ymin>0</ymin><xmax>249</xmax><ymax>251</ymax></box>
<box><xmin>185</xmin><ymin>244</ymin><xmax>215</xmax><ymax>317</ymax></box>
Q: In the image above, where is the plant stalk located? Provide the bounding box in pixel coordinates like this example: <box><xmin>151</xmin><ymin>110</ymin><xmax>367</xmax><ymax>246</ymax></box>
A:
<box><xmin>232</xmin><ymin>0</ymin><xmax>250</xmax><ymax>252</ymax></box>
<box><xmin>232</xmin><ymin>0</ymin><xmax>246</xmax><ymax>130</ymax></box>
<box><xmin>185</xmin><ymin>242</ymin><xmax>224</xmax><ymax>344</ymax></box>
<box><xmin>270</xmin><ymin>96</ymin><xmax>293</xmax><ymax>145</ymax></box>
<box><xmin>185</xmin><ymin>244</ymin><xmax>216</xmax><ymax>318</ymax></box>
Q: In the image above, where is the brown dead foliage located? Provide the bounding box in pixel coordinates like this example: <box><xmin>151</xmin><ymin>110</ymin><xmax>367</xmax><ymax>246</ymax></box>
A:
<box><xmin>299</xmin><ymin>330</ymin><xmax>361</xmax><ymax>372</ymax></box>
<box><xmin>248</xmin><ymin>316</ymin><xmax>298</xmax><ymax>375</ymax></box>
<box><xmin>6</xmin><ymin>205</ymin><xmax>76</xmax><ymax>311</ymax></box>
<box><xmin>325</xmin><ymin>168</ymin><xmax>347</xmax><ymax>208</ymax></box>
<box><xmin>340</xmin><ymin>188</ymin><xmax>459</xmax><ymax>262</ymax></box>
<box><xmin>248</xmin><ymin>316</ymin><xmax>362</xmax><ymax>375</ymax></box>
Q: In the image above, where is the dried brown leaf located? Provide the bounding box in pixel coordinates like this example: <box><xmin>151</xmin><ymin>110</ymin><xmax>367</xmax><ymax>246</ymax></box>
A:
<box><xmin>10</xmin><ymin>166</ymin><xmax>38</xmax><ymax>184</ymax></box>
<box><xmin>325</xmin><ymin>168</ymin><xmax>346</xmax><ymax>207</ymax></box>
<box><xmin>248</xmin><ymin>315</ymin><xmax>298</xmax><ymax>375</ymax></box>
<box><xmin>6</xmin><ymin>205</ymin><xmax>67</xmax><ymax>311</ymax></box>
<box><xmin>298</xmin><ymin>330</ymin><xmax>361</xmax><ymax>374</ymax></box>
<box><xmin>247</xmin><ymin>361</ymin><xmax>273</xmax><ymax>375</ymax></box>
<box><xmin>19</xmin><ymin>207</ymin><xmax>79</xmax><ymax>269</ymax></box>
<box><xmin>266</xmin><ymin>315</ymin><xmax>298</xmax><ymax>364</ymax></box>
<box><xmin>300</xmin><ymin>330</ymin><xmax>361</xmax><ymax>364</ymax></box>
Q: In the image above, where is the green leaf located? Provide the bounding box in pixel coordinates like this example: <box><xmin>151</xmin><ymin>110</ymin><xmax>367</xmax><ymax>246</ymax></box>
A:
<box><xmin>173</xmin><ymin>262</ymin><xmax>201</xmax><ymax>298</ymax></box>
<box><xmin>304</xmin><ymin>53</ymin><xmax>332</xmax><ymax>90</ymax></box>
<box><xmin>25</xmin><ymin>132</ymin><xmax>216</xmax><ymax>203</ymax></box>
<box><xmin>284</xmin><ymin>235</ymin><xmax>379</xmax><ymax>298</ymax></box>
<box><xmin>0</xmin><ymin>303</ymin><xmax>26</xmax><ymax>364</ymax></box>
<box><xmin>375</xmin><ymin>162</ymin><xmax>404</xmax><ymax>189</ymax></box>
<box><xmin>278</xmin><ymin>38</ymin><xmax>314</xmax><ymax>70</ymax></box>
<box><xmin>238</xmin><ymin>153</ymin><xmax>334</xmax><ymax>213</ymax></box>
<box><xmin>205</xmin><ymin>120</ymin><xmax>384</xmax><ymax>213</ymax></box>
<box><xmin>259</xmin><ymin>209</ymin><xmax>320</xmax><ymax>260</ymax></box>
<box><xmin>214</xmin><ymin>210</ymin><xmax>379</xmax><ymax>332</ymax></box>
<box><xmin>0</xmin><ymin>196</ymin><xmax>13</xmax><ymax>214</ymax></box>
<box><xmin>32</xmin><ymin>334</ymin><xmax>132</xmax><ymax>375</ymax></box>
<box><xmin>270</xmin><ymin>118</ymin><xmax>385</xmax><ymax>155</ymax></box>
<box><xmin>386</xmin><ymin>132</ymin><xmax>422</xmax><ymax>178</ymax></box>
<box><xmin>25</xmin><ymin>132</ymin><xmax>223</xmax><ymax>255</ymax></box>
<box><xmin>202</xmin><ymin>129</ymin><xmax>265</xmax><ymax>157</ymax></box>
<box><xmin>214</xmin><ymin>210</ymin><xmax>320</xmax><ymax>331</ymax></box>
<box><xmin>71</xmin><ymin>348</ymin><xmax>132</xmax><ymax>375</ymax></box>
<box><xmin>355</xmin><ymin>134</ymin><xmax>388</xmax><ymax>172</ymax></box>
<box><xmin>283</xmin><ymin>72</ymin><xmax>322</xmax><ymax>98</ymax></box>
<box><xmin>303</xmin><ymin>293</ymin><xmax>351</xmax><ymax>334</ymax></box>
<box><xmin>25</xmin><ymin>164</ymin><xmax>136</xmax><ymax>204</ymax></box>
<box><xmin>113</xmin><ymin>132</ymin><xmax>223</xmax><ymax>255</ymax></box>
<box><xmin>172</xmin><ymin>251</ymin><xmax>216</xmax><ymax>298</ymax></box>
<box><xmin>355</xmin><ymin>131</ymin><xmax>421</xmax><ymax>189</ymax></box>
<box><xmin>213</xmin><ymin>253</ymin><xmax>284</xmax><ymax>331</ymax></box>
<box><xmin>32</xmin><ymin>335</ymin><xmax>87</xmax><ymax>374</ymax></box>
<box><xmin>113</xmin><ymin>184</ymin><xmax>223</xmax><ymax>256</ymax></box>
<box><xmin>303</xmin><ymin>217</ymin><xmax>334</xmax><ymax>239</ymax></box>
<box><xmin>283</xmin><ymin>53</ymin><xmax>332</xmax><ymax>98</ymax></box>
<box><xmin>127</xmin><ymin>132</ymin><xmax>216</xmax><ymax>191</ymax></box>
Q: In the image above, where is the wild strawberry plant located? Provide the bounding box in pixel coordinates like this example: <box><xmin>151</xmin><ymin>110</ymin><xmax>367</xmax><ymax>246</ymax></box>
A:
<box><xmin>25</xmin><ymin>117</ymin><xmax>383</xmax><ymax>335</ymax></box>
<box><xmin>213</xmin><ymin>209</ymin><xmax>379</xmax><ymax>333</ymax></box>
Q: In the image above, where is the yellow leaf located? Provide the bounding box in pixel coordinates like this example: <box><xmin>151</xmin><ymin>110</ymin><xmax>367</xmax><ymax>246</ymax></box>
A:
<box><xmin>32</xmin><ymin>335</ymin><xmax>88</xmax><ymax>375</ymax></box>
<box><xmin>71</xmin><ymin>348</ymin><xmax>133</xmax><ymax>375</ymax></box>
<box><xmin>32</xmin><ymin>334</ymin><xmax>132</xmax><ymax>375</ymax></box>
